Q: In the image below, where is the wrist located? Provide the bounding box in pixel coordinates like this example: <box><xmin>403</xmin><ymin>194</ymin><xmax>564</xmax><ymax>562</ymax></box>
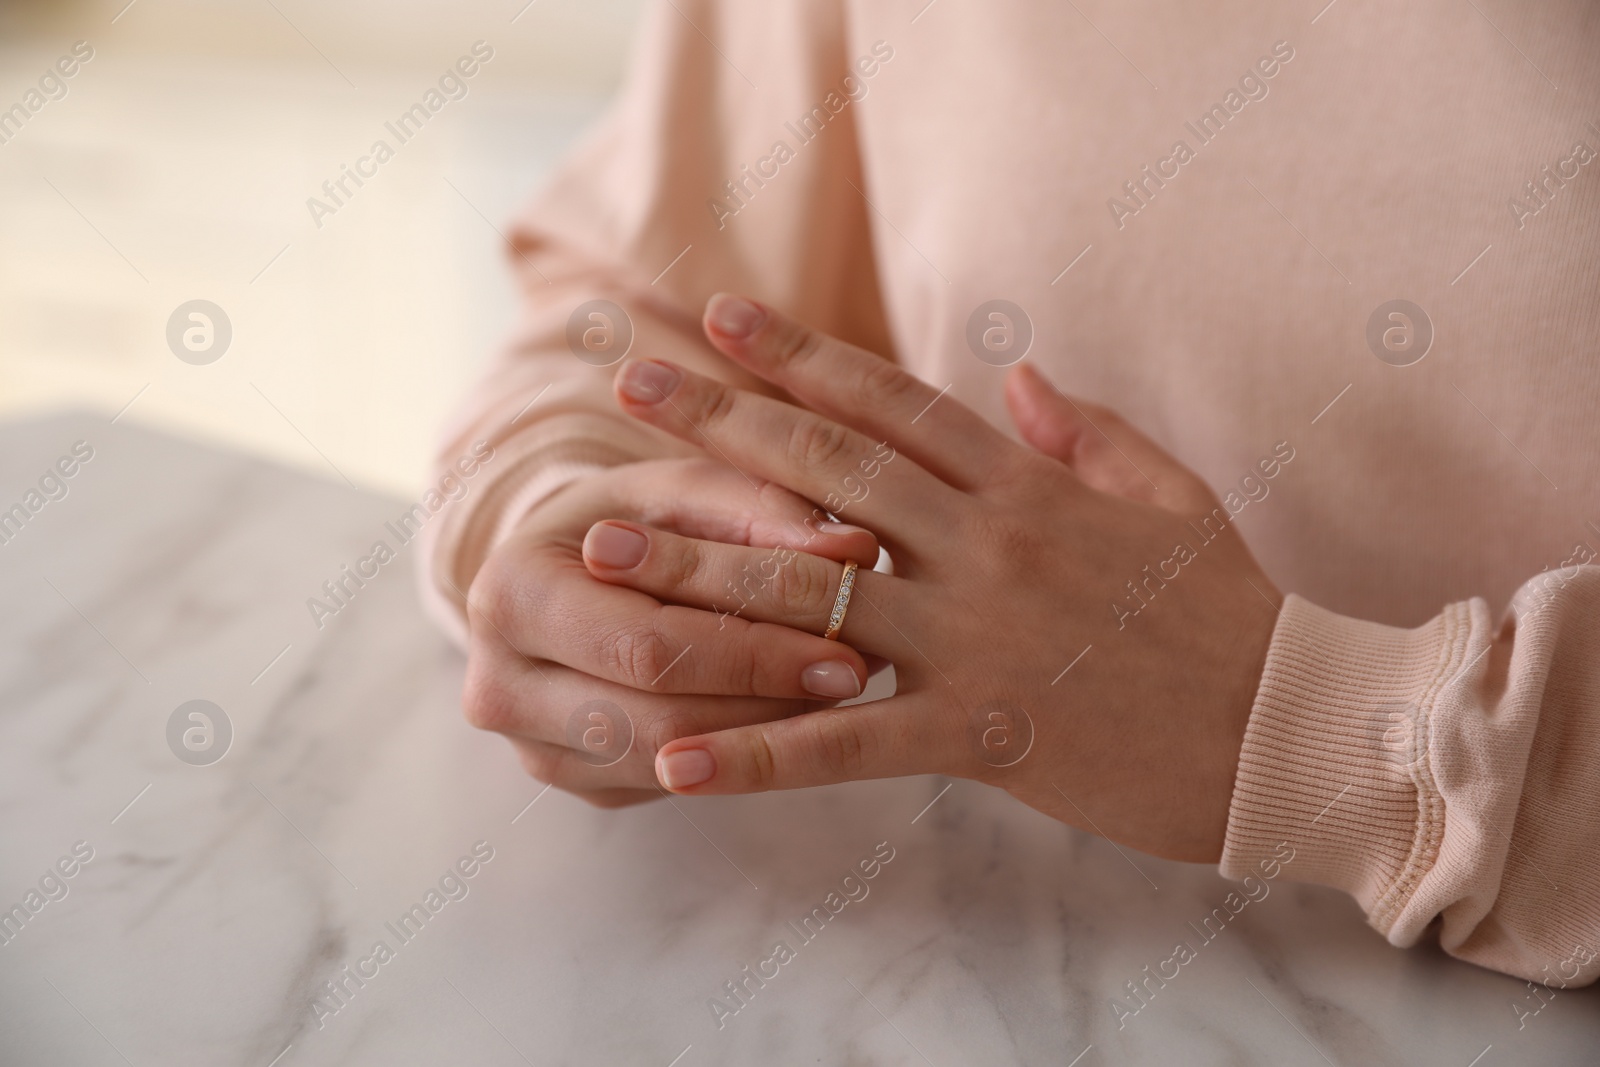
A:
<box><xmin>1186</xmin><ymin>580</ymin><xmax>1283</xmax><ymax>862</ymax></box>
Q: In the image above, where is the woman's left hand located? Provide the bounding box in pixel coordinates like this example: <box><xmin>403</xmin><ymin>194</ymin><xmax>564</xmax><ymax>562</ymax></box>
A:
<box><xmin>589</xmin><ymin>293</ymin><xmax>1284</xmax><ymax>863</ymax></box>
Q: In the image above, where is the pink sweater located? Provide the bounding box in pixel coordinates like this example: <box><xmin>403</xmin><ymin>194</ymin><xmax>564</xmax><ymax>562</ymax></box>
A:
<box><xmin>421</xmin><ymin>0</ymin><xmax>1600</xmax><ymax>986</ymax></box>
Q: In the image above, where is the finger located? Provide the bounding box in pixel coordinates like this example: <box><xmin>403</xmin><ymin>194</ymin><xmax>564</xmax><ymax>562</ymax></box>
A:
<box><xmin>508</xmin><ymin>738</ymin><xmax>663</xmax><ymax>805</ymax></box>
<box><xmin>701</xmin><ymin>293</ymin><xmax>1024</xmax><ymax>492</ymax></box>
<box><xmin>1004</xmin><ymin>363</ymin><xmax>1215</xmax><ymax>512</ymax></box>
<box><xmin>652</xmin><ymin>697</ymin><xmax>947</xmax><ymax>794</ymax></box>
<box><xmin>627</xmin><ymin>458</ymin><xmax>880</xmax><ymax>567</ymax></box>
<box><xmin>612</xmin><ymin>359</ymin><xmax>959</xmax><ymax>545</ymax></box>
<box><xmin>582</xmin><ymin>521</ymin><xmax>899</xmax><ymax>654</ymax></box>
<box><xmin>463</xmin><ymin>644</ymin><xmax>836</xmax><ymax>787</ymax></box>
<box><xmin>473</xmin><ymin>543</ymin><xmax>869</xmax><ymax>700</ymax></box>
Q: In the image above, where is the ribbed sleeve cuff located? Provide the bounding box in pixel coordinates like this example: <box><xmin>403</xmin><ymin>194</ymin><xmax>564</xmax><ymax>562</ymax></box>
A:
<box><xmin>1220</xmin><ymin>594</ymin><xmax>1477</xmax><ymax>933</ymax></box>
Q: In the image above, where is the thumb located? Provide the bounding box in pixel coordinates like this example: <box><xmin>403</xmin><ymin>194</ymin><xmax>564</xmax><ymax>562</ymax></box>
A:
<box><xmin>653</xmin><ymin>697</ymin><xmax>941</xmax><ymax>794</ymax></box>
<box><xmin>1004</xmin><ymin>363</ymin><xmax>1214</xmax><ymax>512</ymax></box>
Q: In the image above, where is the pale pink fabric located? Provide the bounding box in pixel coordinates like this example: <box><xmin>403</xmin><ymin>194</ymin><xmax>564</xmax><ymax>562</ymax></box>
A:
<box><xmin>419</xmin><ymin>0</ymin><xmax>1600</xmax><ymax>985</ymax></box>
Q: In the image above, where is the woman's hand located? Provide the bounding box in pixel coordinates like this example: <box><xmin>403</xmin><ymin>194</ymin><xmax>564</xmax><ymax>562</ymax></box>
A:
<box><xmin>460</xmin><ymin>456</ymin><xmax>881</xmax><ymax>807</ymax></box>
<box><xmin>591</xmin><ymin>294</ymin><xmax>1284</xmax><ymax>861</ymax></box>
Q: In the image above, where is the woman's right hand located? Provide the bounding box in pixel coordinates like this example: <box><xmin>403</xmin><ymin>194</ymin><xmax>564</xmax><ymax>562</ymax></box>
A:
<box><xmin>460</xmin><ymin>456</ymin><xmax>881</xmax><ymax>807</ymax></box>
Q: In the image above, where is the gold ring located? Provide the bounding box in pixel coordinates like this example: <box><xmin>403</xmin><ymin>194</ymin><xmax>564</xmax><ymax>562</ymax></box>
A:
<box><xmin>824</xmin><ymin>561</ymin><xmax>858</xmax><ymax>640</ymax></box>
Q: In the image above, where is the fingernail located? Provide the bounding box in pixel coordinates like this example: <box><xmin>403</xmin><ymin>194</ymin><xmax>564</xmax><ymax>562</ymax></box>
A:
<box><xmin>707</xmin><ymin>293</ymin><xmax>767</xmax><ymax>338</ymax></box>
<box><xmin>658</xmin><ymin>748</ymin><xmax>716</xmax><ymax>789</ymax></box>
<box><xmin>584</xmin><ymin>523</ymin><xmax>648</xmax><ymax>568</ymax></box>
<box><xmin>618</xmin><ymin>359</ymin><xmax>682</xmax><ymax>403</ymax></box>
<box><xmin>816</xmin><ymin>521</ymin><xmax>867</xmax><ymax>536</ymax></box>
<box><xmin>802</xmin><ymin>660</ymin><xmax>863</xmax><ymax>698</ymax></box>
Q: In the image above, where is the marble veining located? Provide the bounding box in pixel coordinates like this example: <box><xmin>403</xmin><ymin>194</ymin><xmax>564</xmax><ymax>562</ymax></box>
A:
<box><xmin>0</xmin><ymin>414</ymin><xmax>1595</xmax><ymax>1066</ymax></box>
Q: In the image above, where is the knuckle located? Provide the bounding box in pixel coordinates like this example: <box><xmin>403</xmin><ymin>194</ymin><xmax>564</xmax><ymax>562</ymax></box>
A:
<box><xmin>746</xmin><ymin>726</ymin><xmax>780</xmax><ymax>789</ymax></box>
<box><xmin>460</xmin><ymin>664</ymin><xmax>523</xmax><ymax>734</ymax></box>
<box><xmin>786</xmin><ymin>415</ymin><xmax>854</xmax><ymax>473</ymax></box>
<box><xmin>636</xmin><ymin>698</ymin><xmax>735</xmax><ymax>753</ymax></box>
<box><xmin>752</xmin><ymin>477</ymin><xmax>797</xmax><ymax>514</ymax></box>
<box><xmin>698</xmin><ymin>382</ymin><xmax>741</xmax><ymax>434</ymax></box>
<box><xmin>771</xmin><ymin>554</ymin><xmax>830</xmax><ymax>617</ymax></box>
<box><xmin>772</xmin><ymin>322</ymin><xmax>825</xmax><ymax>367</ymax></box>
<box><xmin>515</xmin><ymin>742</ymin><xmax>567</xmax><ymax>787</ymax></box>
<box><xmin>633</xmin><ymin>706</ymin><xmax>683</xmax><ymax>756</ymax></box>
<box><xmin>525</xmin><ymin>744</ymin><xmax>641</xmax><ymax>800</ymax></box>
<box><xmin>606</xmin><ymin>621</ymin><xmax>675</xmax><ymax>687</ymax></box>
<box><xmin>728</xmin><ymin>633</ymin><xmax>762</xmax><ymax>695</ymax></box>
<box><xmin>471</xmin><ymin>561</ymin><xmax>519</xmax><ymax>637</ymax></box>
<box><xmin>809</xmin><ymin>710</ymin><xmax>870</xmax><ymax>778</ymax></box>
<box><xmin>846</xmin><ymin>357</ymin><xmax>920</xmax><ymax>411</ymax></box>
<box><xmin>471</xmin><ymin>552</ymin><xmax>543</xmax><ymax>643</ymax></box>
<box><xmin>666</xmin><ymin>538</ymin><xmax>707</xmax><ymax>593</ymax></box>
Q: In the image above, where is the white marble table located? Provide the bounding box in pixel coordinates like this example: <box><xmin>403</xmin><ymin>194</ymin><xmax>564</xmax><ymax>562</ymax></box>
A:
<box><xmin>1</xmin><ymin>413</ymin><xmax>1595</xmax><ymax>1066</ymax></box>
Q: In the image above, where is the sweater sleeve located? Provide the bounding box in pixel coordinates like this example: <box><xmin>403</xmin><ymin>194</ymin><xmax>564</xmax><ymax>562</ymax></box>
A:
<box><xmin>1220</xmin><ymin>565</ymin><xmax>1600</xmax><ymax>987</ymax></box>
<box><xmin>417</xmin><ymin>0</ymin><xmax>895</xmax><ymax>644</ymax></box>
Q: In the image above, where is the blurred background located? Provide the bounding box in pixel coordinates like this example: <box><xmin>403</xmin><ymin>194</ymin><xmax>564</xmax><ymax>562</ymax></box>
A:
<box><xmin>0</xmin><ymin>0</ymin><xmax>645</xmax><ymax>496</ymax></box>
